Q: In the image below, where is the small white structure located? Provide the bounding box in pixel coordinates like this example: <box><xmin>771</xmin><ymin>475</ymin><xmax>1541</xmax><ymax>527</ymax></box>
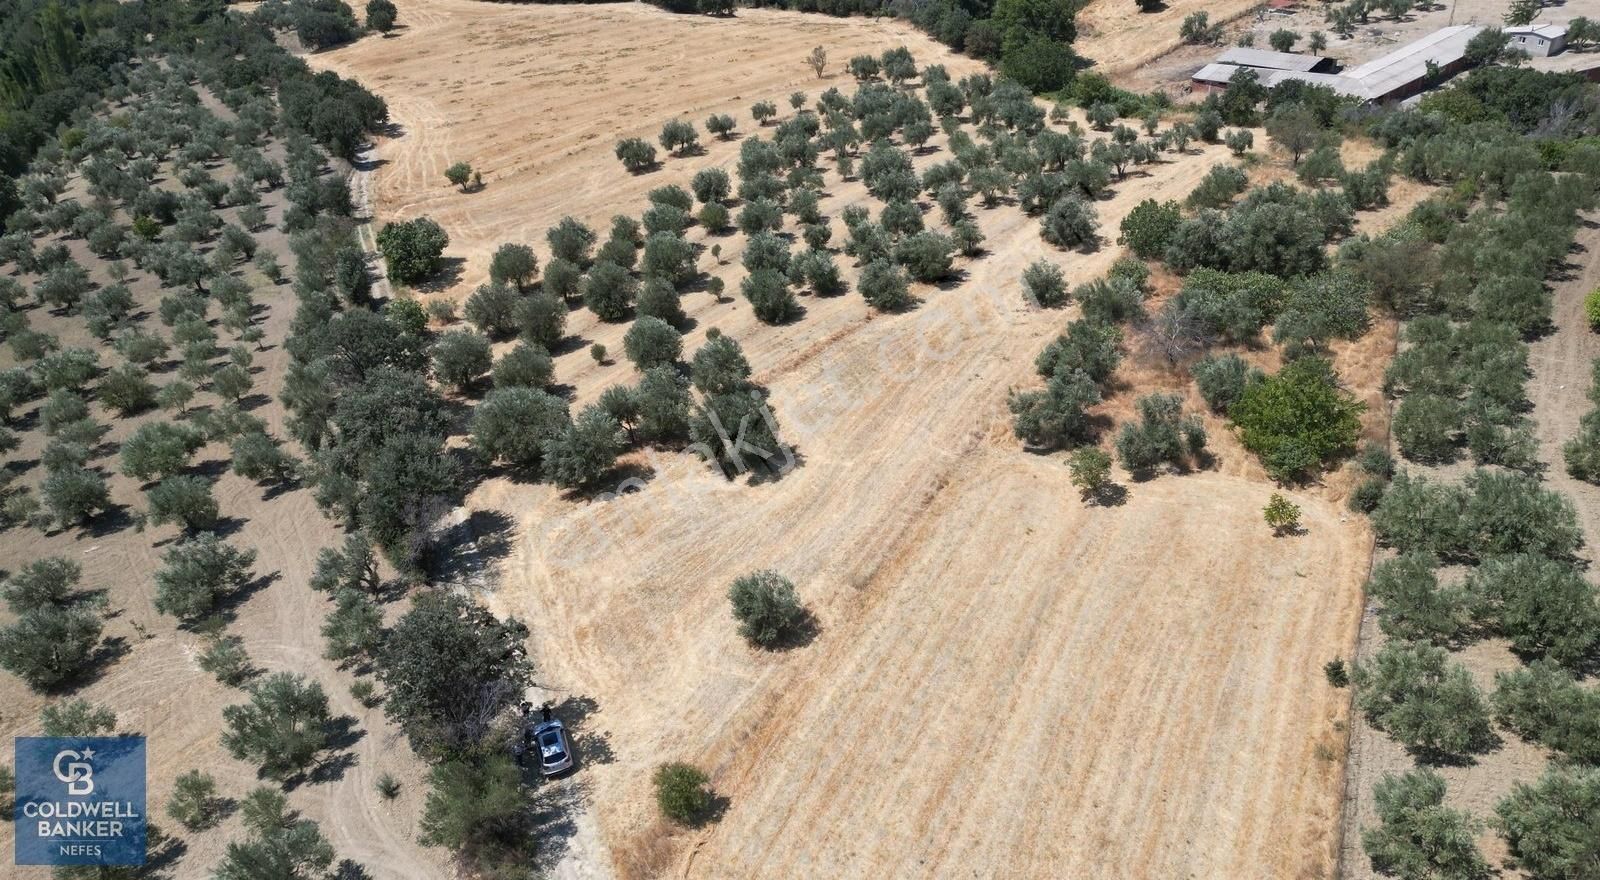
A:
<box><xmin>1505</xmin><ymin>23</ymin><xmax>1567</xmax><ymax>57</ymax></box>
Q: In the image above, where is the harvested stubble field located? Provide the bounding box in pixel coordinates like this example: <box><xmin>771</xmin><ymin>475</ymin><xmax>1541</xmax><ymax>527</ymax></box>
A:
<box><xmin>311</xmin><ymin>3</ymin><xmax>1403</xmax><ymax>877</ymax></box>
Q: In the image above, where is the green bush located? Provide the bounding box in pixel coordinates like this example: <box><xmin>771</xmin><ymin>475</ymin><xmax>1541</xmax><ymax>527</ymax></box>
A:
<box><xmin>1191</xmin><ymin>353</ymin><xmax>1258</xmax><ymax>414</ymax></box>
<box><xmin>1496</xmin><ymin>767</ymin><xmax>1600</xmax><ymax>880</ymax></box>
<box><xmin>1228</xmin><ymin>357</ymin><xmax>1363</xmax><ymax>481</ymax></box>
<box><xmin>1362</xmin><ymin>770</ymin><xmax>1488</xmax><ymax>880</ymax></box>
<box><xmin>653</xmin><ymin>762</ymin><xmax>712</xmax><ymax>825</ymax></box>
<box><xmin>1115</xmin><ymin>393</ymin><xmax>1206</xmax><ymax>473</ymax></box>
<box><xmin>728</xmin><ymin>570</ymin><xmax>805</xmax><ymax>648</ymax></box>
<box><xmin>1492</xmin><ymin>661</ymin><xmax>1600</xmax><ymax>763</ymax></box>
<box><xmin>1393</xmin><ymin>393</ymin><xmax>1460</xmax><ymax>464</ymax></box>
<box><xmin>1367</xmin><ymin>552</ymin><xmax>1470</xmax><ymax>646</ymax></box>
<box><xmin>1353</xmin><ymin>639</ymin><xmax>1495</xmax><ymax>759</ymax></box>
<box><xmin>1467</xmin><ymin>553</ymin><xmax>1599</xmax><ymax>669</ymax></box>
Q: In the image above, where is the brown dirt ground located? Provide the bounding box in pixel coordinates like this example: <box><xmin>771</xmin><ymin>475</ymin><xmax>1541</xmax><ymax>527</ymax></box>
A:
<box><xmin>309</xmin><ymin>4</ymin><xmax>1433</xmax><ymax>878</ymax></box>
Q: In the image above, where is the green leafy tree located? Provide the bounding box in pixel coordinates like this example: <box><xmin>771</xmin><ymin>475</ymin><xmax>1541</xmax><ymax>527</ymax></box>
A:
<box><xmin>41</xmin><ymin>466</ymin><xmax>109</xmax><ymax>528</ymax></box>
<box><xmin>166</xmin><ymin>770</ymin><xmax>223</xmax><ymax>831</ymax></box>
<box><xmin>1228</xmin><ymin>357</ymin><xmax>1363</xmax><ymax>481</ymax></box>
<box><xmin>377</xmin><ymin>591</ymin><xmax>532</xmax><ymax>755</ymax></box>
<box><xmin>1362</xmin><ymin>769</ymin><xmax>1488</xmax><ymax>880</ymax></box>
<box><xmin>1119</xmin><ymin>199</ymin><xmax>1181</xmax><ymax>259</ymax></box>
<box><xmin>40</xmin><ymin>698</ymin><xmax>115</xmax><ymax>736</ymax></box>
<box><xmin>584</xmin><ymin>261</ymin><xmax>637</xmax><ymax>322</ymax></box>
<box><xmin>1467</xmin><ymin>553</ymin><xmax>1599</xmax><ymax>670</ymax></box>
<box><xmin>542</xmin><ymin>406</ymin><xmax>626</xmax><ymax>490</ymax></box>
<box><xmin>654</xmin><ymin>762</ymin><xmax>713</xmax><ymax>825</ymax></box>
<box><xmin>470</xmin><ymin>386</ymin><xmax>571</xmax><ymax>473</ymax></box>
<box><xmin>1263</xmin><ymin>493</ymin><xmax>1301</xmax><ymax>535</ymax></box>
<box><xmin>153</xmin><ymin>533</ymin><xmax>257</xmax><ymax>623</ymax></box>
<box><xmin>419</xmin><ymin>754</ymin><xmax>530</xmax><ymax>871</ymax></box>
<box><xmin>728</xmin><ymin>570</ymin><xmax>805</xmax><ymax>648</ymax></box>
<box><xmin>377</xmin><ymin>217</ymin><xmax>449</xmax><ymax>285</ymax></box>
<box><xmin>1354</xmin><ymin>640</ymin><xmax>1495</xmax><ymax>759</ymax></box>
<box><xmin>0</xmin><ymin>603</ymin><xmax>103</xmax><ymax>690</ymax></box>
<box><xmin>615</xmin><ymin>138</ymin><xmax>658</xmax><ymax>173</ymax></box>
<box><xmin>221</xmin><ymin>673</ymin><xmax>333</xmax><ymax>780</ymax></box>
<box><xmin>214</xmin><ymin>788</ymin><xmax>336</xmax><ymax>880</ymax></box>
<box><xmin>1010</xmin><ymin>369</ymin><xmax>1101</xmax><ymax>450</ymax></box>
<box><xmin>444</xmin><ymin>162</ymin><xmax>473</xmax><ymax>191</ymax></box>
<box><xmin>1068</xmin><ymin>447</ymin><xmax>1115</xmax><ymax>503</ymax></box>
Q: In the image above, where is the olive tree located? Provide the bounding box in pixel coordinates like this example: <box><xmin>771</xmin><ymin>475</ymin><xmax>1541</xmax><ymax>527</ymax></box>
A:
<box><xmin>728</xmin><ymin>570</ymin><xmax>806</xmax><ymax>648</ymax></box>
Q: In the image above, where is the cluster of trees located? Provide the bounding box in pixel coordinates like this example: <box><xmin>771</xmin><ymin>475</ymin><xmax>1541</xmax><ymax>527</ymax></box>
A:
<box><xmin>1009</xmin><ymin>259</ymin><xmax>1150</xmax><ymax>453</ymax></box>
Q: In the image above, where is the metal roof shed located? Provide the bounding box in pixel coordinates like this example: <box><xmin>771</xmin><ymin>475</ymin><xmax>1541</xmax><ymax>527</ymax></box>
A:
<box><xmin>1218</xmin><ymin>47</ymin><xmax>1334</xmax><ymax>72</ymax></box>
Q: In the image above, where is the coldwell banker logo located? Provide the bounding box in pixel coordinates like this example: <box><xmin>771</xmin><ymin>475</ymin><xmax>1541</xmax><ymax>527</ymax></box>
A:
<box><xmin>14</xmin><ymin>737</ymin><xmax>146</xmax><ymax>866</ymax></box>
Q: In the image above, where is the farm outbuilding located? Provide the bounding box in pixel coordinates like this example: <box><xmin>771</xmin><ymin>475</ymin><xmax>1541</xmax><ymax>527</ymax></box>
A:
<box><xmin>1191</xmin><ymin>25</ymin><xmax>1486</xmax><ymax>104</ymax></box>
<box><xmin>1505</xmin><ymin>23</ymin><xmax>1568</xmax><ymax>57</ymax></box>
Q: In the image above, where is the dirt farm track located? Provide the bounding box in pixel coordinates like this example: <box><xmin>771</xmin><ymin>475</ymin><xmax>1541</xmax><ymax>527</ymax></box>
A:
<box><xmin>306</xmin><ymin>2</ymin><xmax>1378</xmax><ymax>877</ymax></box>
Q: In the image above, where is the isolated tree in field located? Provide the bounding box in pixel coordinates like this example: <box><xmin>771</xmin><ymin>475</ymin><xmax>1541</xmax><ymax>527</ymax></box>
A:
<box><xmin>432</xmin><ymin>330</ymin><xmax>493</xmax><ymax>392</ymax></box>
<box><xmin>659</xmin><ymin>120</ymin><xmax>699</xmax><ymax>156</ymax></box>
<box><xmin>377</xmin><ymin>217</ymin><xmax>449</xmax><ymax>285</ymax></box>
<box><xmin>591</xmin><ymin>344</ymin><xmax>608</xmax><ymax>364</ymax></box>
<box><xmin>366</xmin><ymin>0</ymin><xmax>397</xmax><ymax>31</ymax></box>
<box><xmin>807</xmin><ymin>46</ymin><xmax>827</xmax><ymax>78</ymax></box>
<box><xmin>1022</xmin><ymin>260</ymin><xmax>1068</xmax><ymax>308</ymax></box>
<box><xmin>1362</xmin><ymin>769</ymin><xmax>1488</xmax><ymax>880</ymax></box>
<box><xmin>144</xmin><ymin>475</ymin><xmax>220</xmax><ymax>532</ymax></box>
<box><xmin>3</xmin><ymin>558</ymin><xmax>80</xmax><ymax>614</ymax></box>
<box><xmin>0</xmin><ymin>602</ymin><xmax>103</xmax><ymax>690</ymax></box>
<box><xmin>654</xmin><ymin>762</ymin><xmax>714</xmax><ymax>825</ymax></box>
<box><xmin>489</xmin><ymin>243</ymin><xmax>538</xmax><ymax>290</ymax></box>
<box><xmin>378</xmin><ymin>591</ymin><xmax>532</xmax><ymax>755</ymax></box>
<box><xmin>615</xmin><ymin>138</ymin><xmax>657</xmax><ymax>173</ymax></box>
<box><xmin>751</xmin><ymin>100</ymin><xmax>778</xmax><ymax>125</ymax></box>
<box><xmin>444</xmin><ymin>162</ymin><xmax>473</xmax><ymax>191</ymax></box>
<box><xmin>1263</xmin><ymin>493</ymin><xmax>1300</xmax><ymax>535</ymax></box>
<box><xmin>1069</xmin><ymin>447</ymin><xmax>1115</xmax><ymax>503</ymax></box>
<box><xmin>729</xmin><ymin>570</ymin><xmax>805</xmax><ymax>648</ymax></box>
<box><xmin>153</xmin><ymin>533</ymin><xmax>257</xmax><ymax>624</ymax></box>
<box><xmin>1179</xmin><ymin>11</ymin><xmax>1220</xmax><ymax>44</ymax></box>
<box><xmin>167</xmin><ymin>769</ymin><xmax>223</xmax><ymax>831</ymax></box>
<box><xmin>542</xmin><ymin>406</ymin><xmax>626</xmax><ymax>490</ymax></box>
<box><xmin>221</xmin><ymin>672</ymin><xmax>333</xmax><ymax>780</ymax></box>
<box><xmin>1353</xmin><ymin>640</ymin><xmax>1495</xmax><ymax>759</ymax></box>
<box><xmin>706</xmin><ymin>114</ymin><xmax>737</xmax><ymax>140</ymax></box>
<box><xmin>623</xmin><ymin>316</ymin><xmax>683</xmax><ymax>370</ymax></box>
